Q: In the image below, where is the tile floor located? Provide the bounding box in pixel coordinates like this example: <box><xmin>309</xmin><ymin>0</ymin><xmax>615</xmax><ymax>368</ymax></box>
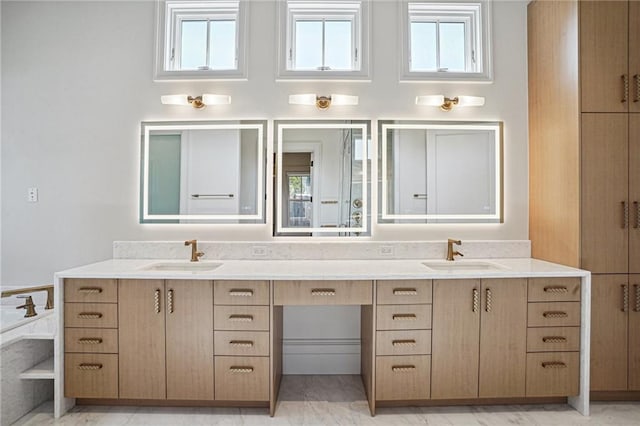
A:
<box><xmin>13</xmin><ymin>375</ymin><xmax>640</xmax><ymax>425</ymax></box>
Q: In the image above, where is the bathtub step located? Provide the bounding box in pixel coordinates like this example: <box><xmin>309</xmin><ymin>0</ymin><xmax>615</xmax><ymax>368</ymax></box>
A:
<box><xmin>20</xmin><ymin>356</ymin><xmax>54</xmax><ymax>379</ymax></box>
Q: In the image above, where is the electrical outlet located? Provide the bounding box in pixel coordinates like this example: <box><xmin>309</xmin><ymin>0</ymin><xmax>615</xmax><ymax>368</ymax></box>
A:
<box><xmin>251</xmin><ymin>246</ymin><xmax>267</xmax><ymax>257</ymax></box>
<box><xmin>27</xmin><ymin>187</ymin><xmax>38</xmax><ymax>202</ymax></box>
<box><xmin>379</xmin><ymin>246</ymin><xmax>395</xmax><ymax>256</ymax></box>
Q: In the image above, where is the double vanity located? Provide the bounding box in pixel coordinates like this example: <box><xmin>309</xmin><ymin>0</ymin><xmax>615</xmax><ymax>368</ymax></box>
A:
<box><xmin>52</xmin><ymin>245</ymin><xmax>590</xmax><ymax>419</ymax></box>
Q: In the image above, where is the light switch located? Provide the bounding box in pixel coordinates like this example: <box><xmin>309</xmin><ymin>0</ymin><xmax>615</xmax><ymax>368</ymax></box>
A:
<box><xmin>27</xmin><ymin>187</ymin><xmax>38</xmax><ymax>202</ymax></box>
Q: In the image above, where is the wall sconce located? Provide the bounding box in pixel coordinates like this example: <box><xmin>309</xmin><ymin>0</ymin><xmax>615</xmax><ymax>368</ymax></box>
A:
<box><xmin>160</xmin><ymin>94</ymin><xmax>231</xmax><ymax>109</ymax></box>
<box><xmin>289</xmin><ymin>94</ymin><xmax>359</xmax><ymax>110</ymax></box>
<box><xmin>415</xmin><ymin>95</ymin><xmax>485</xmax><ymax>112</ymax></box>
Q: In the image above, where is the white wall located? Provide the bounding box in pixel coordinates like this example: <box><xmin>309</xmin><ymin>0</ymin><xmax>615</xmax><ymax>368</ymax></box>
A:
<box><xmin>1</xmin><ymin>0</ymin><xmax>529</xmax><ymax>286</ymax></box>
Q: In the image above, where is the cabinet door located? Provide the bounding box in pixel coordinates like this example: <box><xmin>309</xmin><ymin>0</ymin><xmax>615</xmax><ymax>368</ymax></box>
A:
<box><xmin>630</xmin><ymin>1</ymin><xmax>640</xmax><ymax>113</ymax></box>
<box><xmin>478</xmin><ymin>279</ymin><xmax>527</xmax><ymax>398</ymax></box>
<box><xmin>431</xmin><ymin>279</ymin><xmax>480</xmax><ymax>399</ymax></box>
<box><xmin>590</xmin><ymin>275</ymin><xmax>628</xmax><ymax>391</ymax></box>
<box><xmin>119</xmin><ymin>279</ymin><xmax>166</xmax><ymax>399</ymax></box>
<box><xmin>580</xmin><ymin>0</ymin><xmax>629</xmax><ymax>112</ymax></box>
<box><xmin>630</xmin><ymin>274</ymin><xmax>640</xmax><ymax>390</ymax></box>
<box><xmin>166</xmin><ymin>280</ymin><xmax>214</xmax><ymax>400</ymax></box>
<box><xmin>581</xmin><ymin>114</ymin><xmax>629</xmax><ymax>273</ymax></box>
<box><xmin>630</xmin><ymin>114</ymin><xmax>640</xmax><ymax>273</ymax></box>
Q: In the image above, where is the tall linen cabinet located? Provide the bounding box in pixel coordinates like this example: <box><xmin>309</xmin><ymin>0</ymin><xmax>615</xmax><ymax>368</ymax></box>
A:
<box><xmin>528</xmin><ymin>0</ymin><xmax>640</xmax><ymax>398</ymax></box>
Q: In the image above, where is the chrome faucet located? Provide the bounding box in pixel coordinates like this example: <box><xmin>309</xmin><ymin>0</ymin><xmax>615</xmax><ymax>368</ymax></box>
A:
<box><xmin>185</xmin><ymin>240</ymin><xmax>204</xmax><ymax>262</ymax></box>
<box><xmin>446</xmin><ymin>239</ymin><xmax>464</xmax><ymax>261</ymax></box>
<box><xmin>16</xmin><ymin>295</ymin><xmax>37</xmax><ymax>318</ymax></box>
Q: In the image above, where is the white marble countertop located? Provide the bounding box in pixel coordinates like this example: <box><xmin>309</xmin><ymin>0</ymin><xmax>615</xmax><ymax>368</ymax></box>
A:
<box><xmin>55</xmin><ymin>258</ymin><xmax>589</xmax><ymax>281</ymax></box>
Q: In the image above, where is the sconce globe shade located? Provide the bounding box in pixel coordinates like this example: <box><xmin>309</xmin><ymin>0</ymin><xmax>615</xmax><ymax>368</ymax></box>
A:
<box><xmin>202</xmin><ymin>94</ymin><xmax>231</xmax><ymax>105</ymax></box>
<box><xmin>331</xmin><ymin>94</ymin><xmax>359</xmax><ymax>106</ymax></box>
<box><xmin>161</xmin><ymin>94</ymin><xmax>191</xmax><ymax>106</ymax></box>
<box><xmin>456</xmin><ymin>95</ymin><xmax>485</xmax><ymax>107</ymax></box>
<box><xmin>415</xmin><ymin>95</ymin><xmax>445</xmax><ymax>106</ymax></box>
<box><xmin>289</xmin><ymin>94</ymin><xmax>318</xmax><ymax>105</ymax></box>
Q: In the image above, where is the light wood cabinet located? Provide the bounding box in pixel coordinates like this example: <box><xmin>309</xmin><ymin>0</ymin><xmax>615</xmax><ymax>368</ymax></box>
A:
<box><xmin>630</xmin><ymin>115</ymin><xmax>640</xmax><ymax>273</ymax></box>
<box><xmin>630</xmin><ymin>275</ymin><xmax>640</xmax><ymax>390</ymax></box>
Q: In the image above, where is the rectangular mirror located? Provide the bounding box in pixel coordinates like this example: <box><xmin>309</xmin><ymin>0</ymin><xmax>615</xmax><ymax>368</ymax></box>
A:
<box><xmin>275</xmin><ymin>120</ymin><xmax>371</xmax><ymax>236</ymax></box>
<box><xmin>140</xmin><ymin>120</ymin><xmax>266</xmax><ymax>223</ymax></box>
<box><xmin>379</xmin><ymin>121</ymin><xmax>503</xmax><ymax>223</ymax></box>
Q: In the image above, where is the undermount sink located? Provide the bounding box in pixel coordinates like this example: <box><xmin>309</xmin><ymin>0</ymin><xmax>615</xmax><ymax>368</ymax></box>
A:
<box><xmin>143</xmin><ymin>262</ymin><xmax>223</xmax><ymax>272</ymax></box>
<box><xmin>422</xmin><ymin>260</ymin><xmax>508</xmax><ymax>272</ymax></box>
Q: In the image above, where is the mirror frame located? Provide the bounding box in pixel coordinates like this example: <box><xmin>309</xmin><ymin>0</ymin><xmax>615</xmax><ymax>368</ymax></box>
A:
<box><xmin>379</xmin><ymin>120</ymin><xmax>503</xmax><ymax>223</ymax></box>
<box><xmin>140</xmin><ymin>120</ymin><xmax>266</xmax><ymax>223</ymax></box>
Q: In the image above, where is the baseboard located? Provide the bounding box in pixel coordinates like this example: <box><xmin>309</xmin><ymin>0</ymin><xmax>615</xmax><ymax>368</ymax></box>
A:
<box><xmin>283</xmin><ymin>338</ymin><xmax>361</xmax><ymax>374</ymax></box>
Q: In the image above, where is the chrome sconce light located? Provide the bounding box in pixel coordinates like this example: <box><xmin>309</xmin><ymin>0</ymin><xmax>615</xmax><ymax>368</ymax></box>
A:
<box><xmin>161</xmin><ymin>94</ymin><xmax>231</xmax><ymax>109</ymax></box>
<box><xmin>415</xmin><ymin>95</ymin><xmax>485</xmax><ymax>112</ymax></box>
<box><xmin>289</xmin><ymin>93</ymin><xmax>359</xmax><ymax>110</ymax></box>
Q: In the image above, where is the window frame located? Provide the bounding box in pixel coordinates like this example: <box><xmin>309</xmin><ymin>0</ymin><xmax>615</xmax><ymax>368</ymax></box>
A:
<box><xmin>400</xmin><ymin>0</ymin><xmax>492</xmax><ymax>82</ymax></box>
<box><xmin>154</xmin><ymin>0</ymin><xmax>248</xmax><ymax>81</ymax></box>
<box><xmin>277</xmin><ymin>0</ymin><xmax>370</xmax><ymax>81</ymax></box>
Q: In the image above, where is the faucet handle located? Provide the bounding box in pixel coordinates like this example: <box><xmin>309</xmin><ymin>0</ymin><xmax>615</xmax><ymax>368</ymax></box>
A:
<box><xmin>16</xmin><ymin>295</ymin><xmax>34</xmax><ymax>303</ymax></box>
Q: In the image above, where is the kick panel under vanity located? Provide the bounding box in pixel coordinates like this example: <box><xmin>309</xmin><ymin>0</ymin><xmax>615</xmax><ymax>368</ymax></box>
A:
<box><xmin>54</xmin><ymin>258</ymin><xmax>590</xmax><ymax>418</ymax></box>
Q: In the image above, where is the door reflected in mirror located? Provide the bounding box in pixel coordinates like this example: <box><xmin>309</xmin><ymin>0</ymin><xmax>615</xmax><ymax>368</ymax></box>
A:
<box><xmin>275</xmin><ymin>120</ymin><xmax>371</xmax><ymax>236</ymax></box>
<box><xmin>140</xmin><ymin>121</ymin><xmax>266</xmax><ymax>223</ymax></box>
<box><xmin>379</xmin><ymin>121</ymin><xmax>503</xmax><ymax>223</ymax></box>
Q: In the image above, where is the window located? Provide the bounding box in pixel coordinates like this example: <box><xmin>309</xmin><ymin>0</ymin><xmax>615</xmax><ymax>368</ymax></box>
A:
<box><xmin>278</xmin><ymin>0</ymin><xmax>370</xmax><ymax>80</ymax></box>
<box><xmin>154</xmin><ymin>0</ymin><xmax>247</xmax><ymax>81</ymax></box>
<box><xmin>402</xmin><ymin>1</ymin><xmax>491</xmax><ymax>81</ymax></box>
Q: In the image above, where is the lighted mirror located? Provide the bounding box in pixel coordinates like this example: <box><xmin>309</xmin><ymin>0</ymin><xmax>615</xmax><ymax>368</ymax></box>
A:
<box><xmin>140</xmin><ymin>120</ymin><xmax>266</xmax><ymax>223</ymax></box>
<box><xmin>379</xmin><ymin>121</ymin><xmax>503</xmax><ymax>223</ymax></box>
<box><xmin>275</xmin><ymin>120</ymin><xmax>371</xmax><ymax>236</ymax></box>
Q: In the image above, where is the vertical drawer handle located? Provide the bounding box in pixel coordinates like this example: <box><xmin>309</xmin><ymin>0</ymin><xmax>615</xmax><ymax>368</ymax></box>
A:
<box><xmin>78</xmin><ymin>363</ymin><xmax>103</xmax><ymax>370</ymax></box>
<box><xmin>311</xmin><ymin>289</ymin><xmax>336</xmax><ymax>296</ymax></box>
<box><xmin>634</xmin><ymin>74</ymin><xmax>640</xmax><ymax>102</ymax></box>
<box><xmin>393</xmin><ymin>288</ymin><xmax>417</xmax><ymax>296</ymax></box>
<box><xmin>154</xmin><ymin>289</ymin><xmax>161</xmax><ymax>314</ymax></box>
<box><xmin>485</xmin><ymin>288</ymin><xmax>492</xmax><ymax>312</ymax></box>
<box><xmin>78</xmin><ymin>338</ymin><xmax>103</xmax><ymax>345</ymax></box>
<box><xmin>623</xmin><ymin>201</ymin><xmax>629</xmax><ymax>229</ymax></box>
<box><xmin>77</xmin><ymin>312</ymin><xmax>103</xmax><ymax>319</ymax></box>
<box><xmin>542</xmin><ymin>311</ymin><xmax>568</xmax><ymax>318</ymax></box>
<box><xmin>230</xmin><ymin>366</ymin><xmax>254</xmax><ymax>373</ymax></box>
<box><xmin>392</xmin><ymin>339</ymin><xmax>417</xmax><ymax>347</ymax></box>
<box><xmin>78</xmin><ymin>287</ymin><xmax>103</xmax><ymax>294</ymax></box>
<box><xmin>542</xmin><ymin>362</ymin><xmax>567</xmax><ymax>369</ymax></box>
<box><xmin>635</xmin><ymin>284</ymin><xmax>640</xmax><ymax>312</ymax></box>
<box><xmin>623</xmin><ymin>284</ymin><xmax>629</xmax><ymax>313</ymax></box>
<box><xmin>634</xmin><ymin>201</ymin><xmax>639</xmax><ymax>229</ymax></box>
<box><xmin>229</xmin><ymin>340</ymin><xmax>254</xmax><ymax>347</ymax></box>
<box><xmin>229</xmin><ymin>314</ymin><xmax>254</xmax><ymax>322</ymax></box>
<box><xmin>622</xmin><ymin>74</ymin><xmax>629</xmax><ymax>103</ymax></box>
<box><xmin>543</xmin><ymin>286</ymin><xmax>568</xmax><ymax>293</ymax></box>
<box><xmin>229</xmin><ymin>289</ymin><xmax>254</xmax><ymax>297</ymax></box>
<box><xmin>392</xmin><ymin>313</ymin><xmax>417</xmax><ymax>320</ymax></box>
<box><xmin>168</xmin><ymin>289</ymin><xmax>174</xmax><ymax>314</ymax></box>
<box><xmin>472</xmin><ymin>288</ymin><xmax>479</xmax><ymax>313</ymax></box>
<box><xmin>392</xmin><ymin>365</ymin><xmax>416</xmax><ymax>372</ymax></box>
<box><xmin>542</xmin><ymin>336</ymin><xmax>567</xmax><ymax>344</ymax></box>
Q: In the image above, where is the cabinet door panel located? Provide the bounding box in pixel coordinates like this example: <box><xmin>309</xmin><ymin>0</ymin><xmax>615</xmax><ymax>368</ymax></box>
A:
<box><xmin>590</xmin><ymin>275</ymin><xmax>628</xmax><ymax>391</ymax></box>
<box><xmin>166</xmin><ymin>280</ymin><xmax>214</xmax><ymax>400</ymax></box>
<box><xmin>630</xmin><ymin>1</ymin><xmax>640</xmax><ymax>113</ymax></box>
<box><xmin>119</xmin><ymin>279</ymin><xmax>166</xmax><ymax>399</ymax></box>
<box><xmin>580</xmin><ymin>0</ymin><xmax>629</xmax><ymax>112</ymax></box>
<box><xmin>581</xmin><ymin>114</ymin><xmax>629</xmax><ymax>272</ymax></box>
<box><xmin>479</xmin><ymin>279</ymin><xmax>527</xmax><ymax>398</ymax></box>
<box><xmin>431</xmin><ymin>279</ymin><xmax>480</xmax><ymax>399</ymax></box>
<box><xmin>630</xmin><ymin>275</ymin><xmax>640</xmax><ymax>390</ymax></box>
<box><xmin>630</xmin><ymin>114</ymin><xmax>640</xmax><ymax>273</ymax></box>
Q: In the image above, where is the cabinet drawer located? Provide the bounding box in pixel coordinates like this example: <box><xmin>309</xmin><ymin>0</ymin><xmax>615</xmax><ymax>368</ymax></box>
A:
<box><xmin>65</xmin><ymin>279</ymin><xmax>117</xmax><ymax>303</ymax></box>
<box><xmin>375</xmin><ymin>355</ymin><xmax>431</xmax><ymax>400</ymax></box>
<box><xmin>528</xmin><ymin>278</ymin><xmax>581</xmax><ymax>302</ymax></box>
<box><xmin>65</xmin><ymin>328</ymin><xmax>118</xmax><ymax>353</ymax></box>
<box><xmin>273</xmin><ymin>280</ymin><xmax>372</xmax><ymax>306</ymax></box>
<box><xmin>376</xmin><ymin>330</ymin><xmax>431</xmax><ymax>356</ymax></box>
<box><xmin>214</xmin><ymin>331</ymin><xmax>269</xmax><ymax>356</ymax></box>
<box><xmin>214</xmin><ymin>281</ymin><xmax>269</xmax><ymax>306</ymax></box>
<box><xmin>376</xmin><ymin>304</ymin><xmax>432</xmax><ymax>330</ymax></box>
<box><xmin>377</xmin><ymin>280</ymin><xmax>432</xmax><ymax>305</ymax></box>
<box><xmin>525</xmin><ymin>352</ymin><xmax>579</xmax><ymax>397</ymax></box>
<box><xmin>65</xmin><ymin>303</ymin><xmax>118</xmax><ymax>328</ymax></box>
<box><xmin>527</xmin><ymin>302</ymin><xmax>581</xmax><ymax>327</ymax></box>
<box><xmin>64</xmin><ymin>353</ymin><xmax>118</xmax><ymax>398</ymax></box>
<box><xmin>214</xmin><ymin>306</ymin><xmax>269</xmax><ymax>331</ymax></box>
<box><xmin>215</xmin><ymin>356</ymin><xmax>269</xmax><ymax>401</ymax></box>
<box><xmin>527</xmin><ymin>327</ymin><xmax>580</xmax><ymax>352</ymax></box>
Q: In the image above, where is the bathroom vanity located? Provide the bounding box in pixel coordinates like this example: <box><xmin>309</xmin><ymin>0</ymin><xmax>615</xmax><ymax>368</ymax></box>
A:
<box><xmin>53</xmin><ymin>255</ymin><xmax>590</xmax><ymax>418</ymax></box>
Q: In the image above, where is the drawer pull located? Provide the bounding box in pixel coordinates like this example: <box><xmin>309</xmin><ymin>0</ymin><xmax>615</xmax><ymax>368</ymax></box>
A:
<box><xmin>229</xmin><ymin>314</ymin><xmax>253</xmax><ymax>322</ymax></box>
<box><xmin>229</xmin><ymin>289</ymin><xmax>254</xmax><ymax>297</ymax></box>
<box><xmin>154</xmin><ymin>289</ymin><xmax>161</xmax><ymax>314</ymax></box>
<box><xmin>392</xmin><ymin>339</ymin><xmax>417</xmax><ymax>347</ymax></box>
<box><xmin>78</xmin><ymin>363</ymin><xmax>103</xmax><ymax>371</ymax></box>
<box><xmin>542</xmin><ymin>336</ymin><xmax>567</xmax><ymax>344</ymax></box>
<box><xmin>622</xmin><ymin>74</ymin><xmax>629</xmax><ymax>103</ymax></box>
<box><xmin>229</xmin><ymin>340</ymin><xmax>254</xmax><ymax>347</ymax></box>
<box><xmin>473</xmin><ymin>288</ymin><xmax>479</xmax><ymax>313</ymax></box>
<box><xmin>485</xmin><ymin>288</ymin><xmax>492</xmax><ymax>313</ymax></box>
<box><xmin>78</xmin><ymin>287</ymin><xmax>103</xmax><ymax>294</ymax></box>
<box><xmin>168</xmin><ymin>289</ymin><xmax>174</xmax><ymax>314</ymax></box>
<box><xmin>393</xmin><ymin>288</ymin><xmax>417</xmax><ymax>296</ymax></box>
<box><xmin>623</xmin><ymin>284</ymin><xmax>629</xmax><ymax>313</ymax></box>
<box><xmin>392</xmin><ymin>365</ymin><xmax>416</xmax><ymax>372</ymax></box>
<box><xmin>635</xmin><ymin>284</ymin><xmax>640</xmax><ymax>312</ymax></box>
<box><xmin>77</xmin><ymin>312</ymin><xmax>103</xmax><ymax>319</ymax></box>
<box><xmin>311</xmin><ymin>289</ymin><xmax>336</xmax><ymax>296</ymax></box>
<box><xmin>392</xmin><ymin>313</ymin><xmax>417</xmax><ymax>321</ymax></box>
<box><xmin>78</xmin><ymin>338</ymin><xmax>103</xmax><ymax>345</ymax></box>
<box><xmin>635</xmin><ymin>201</ymin><xmax>640</xmax><ymax>229</ymax></box>
<box><xmin>623</xmin><ymin>201</ymin><xmax>629</xmax><ymax>229</ymax></box>
<box><xmin>635</xmin><ymin>74</ymin><xmax>640</xmax><ymax>102</ymax></box>
<box><xmin>543</xmin><ymin>311</ymin><xmax>568</xmax><ymax>318</ymax></box>
<box><xmin>543</xmin><ymin>286</ymin><xmax>568</xmax><ymax>293</ymax></box>
<box><xmin>542</xmin><ymin>361</ymin><xmax>567</xmax><ymax>369</ymax></box>
<box><xmin>229</xmin><ymin>366</ymin><xmax>254</xmax><ymax>373</ymax></box>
